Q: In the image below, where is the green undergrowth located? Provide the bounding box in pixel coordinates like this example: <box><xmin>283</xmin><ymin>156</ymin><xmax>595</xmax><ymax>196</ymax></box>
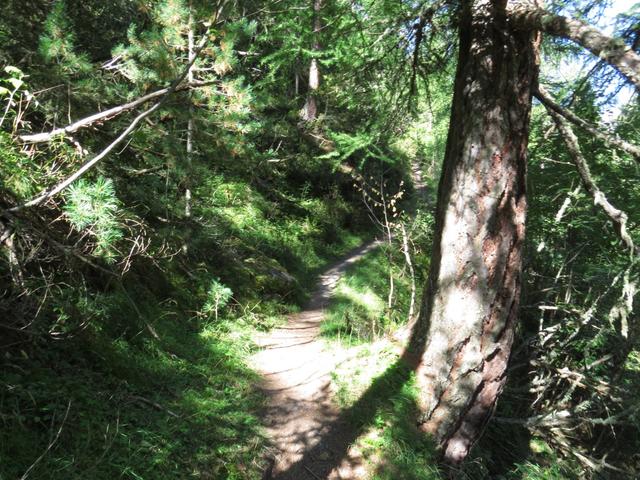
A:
<box><xmin>331</xmin><ymin>342</ymin><xmax>441</xmax><ymax>479</ymax></box>
<box><xmin>1</xmin><ymin>296</ymin><xmax>264</xmax><ymax>479</ymax></box>
<box><xmin>467</xmin><ymin>425</ymin><xmax>578</xmax><ymax>480</ymax></box>
<box><xmin>321</xmin><ymin>246</ymin><xmax>413</xmax><ymax>344</ymax></box>
<box><xmin>0</xmin><ymin>134</ymin><xmax>374</xmax><ymax>478</ymax></box>
<box><xmin>323</xmin><ymin>245</ymin><xmax>440</xmax><ymax>478</ymax></box>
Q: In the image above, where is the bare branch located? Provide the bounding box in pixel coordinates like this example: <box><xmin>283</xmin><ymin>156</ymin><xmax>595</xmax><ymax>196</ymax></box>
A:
<box><xmin>19</xmin><ymin>81</ymin><xmax>218</xmax><ymax>144</ymax></box>
<box><xmin>495</xmin><ymin>404</ymin><xmax>639</xmax><ymax>428</ymax></box>
<box><xmin>509</xmin><ymin>4</ymin><xmax>640</xmax><ymax>91</ymax></box>
<box><xmin>535</xmin><ymin>85</ymin><xmax>640</xmax><ymax>161</ymax></box>
<box><xmin>545</xmin><ymin>106</ymin><xmax>637</xmax><ymax>254</ymax></box>
<box><xmin>128</xmin><ymin>395</ymin><xmax>180</xmax><ymax>418</ymax></box>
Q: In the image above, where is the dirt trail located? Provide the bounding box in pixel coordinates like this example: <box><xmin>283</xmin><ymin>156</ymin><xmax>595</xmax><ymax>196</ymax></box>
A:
<box><xmin>251</xmin><ymin>241</ymin><xmax>381</xmax><ymax>480</ymax></box>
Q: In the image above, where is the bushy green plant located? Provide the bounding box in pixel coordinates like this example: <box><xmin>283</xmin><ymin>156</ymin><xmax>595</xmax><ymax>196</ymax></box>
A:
<box><xmin>38</xmin><ymin>0</ymin><xmax>91</xmax><ymax>74</ymax></box>
<box><xmin>64</xmin><ymin>177</ymin><xmax>123</xmax><ymax>261</ymax></box>
<box><xmin>202</xmin><ymin>279</ymin><xmax>233</xmax><ymax>321</ymax></box>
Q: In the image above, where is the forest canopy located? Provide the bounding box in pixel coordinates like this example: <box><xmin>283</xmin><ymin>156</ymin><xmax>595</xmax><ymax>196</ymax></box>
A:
<box><xmin>1</xmin><ymin>1</ymin><xmax>639</xmax><ymax>479</ymax></box>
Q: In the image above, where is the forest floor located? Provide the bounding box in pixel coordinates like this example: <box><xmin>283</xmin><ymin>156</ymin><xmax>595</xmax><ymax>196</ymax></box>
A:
<box><xmin>251</xmin><ymin>240</ymin><xmax>382</xmax><ymax>480</ymax></box>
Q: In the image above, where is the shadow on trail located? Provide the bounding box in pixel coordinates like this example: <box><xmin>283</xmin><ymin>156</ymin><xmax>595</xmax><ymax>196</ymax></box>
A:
<box><xmin>271</xmin><ymin>346</ymin><xmax>427</xmax><ymax>480</ymax></box>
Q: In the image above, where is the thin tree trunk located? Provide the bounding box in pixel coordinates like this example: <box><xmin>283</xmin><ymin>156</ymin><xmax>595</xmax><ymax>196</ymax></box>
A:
<box><xmin>380</xmin><ymin>180</ymin><xmax>395</xmax><ymax>311</ymax></box>
<box><xmin>185</xmin><ymin>5</ymin><xmax>195</xmax><ymax>219</ymax></box>
<box><xmin>401</xmin><ymin>222</ymin><xmax>416</xmax><ymax>321</ymax></box>
<box><xmin>302</xmin><ymin>0</ymin><xmax>322</xmax><ymax>121</ymax></box>
<box><xmin>409</xmin><ymin>0</ymin><xmax>539</xmax><ymax>463</ymax></box>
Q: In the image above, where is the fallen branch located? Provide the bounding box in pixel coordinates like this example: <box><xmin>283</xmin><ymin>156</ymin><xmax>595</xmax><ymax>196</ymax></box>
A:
<box><xmin>494</xmin><ymin>409</ymin><xmax>573</xmax><ymax>428</ymax></box>
<box><xmin>303</xmin><ymin>465</ymin><xmax>323</xmax><ymax>480</ymax></box>
<box><xmin>9</xmin><ymin>101</ymin><xmax>162</xmax><ymax>212</ymax></box>
<box><xmin>494</xmin><ymin>404</ymin><xmax>637</xmax><ymax>428</ymax></box>
<box><xmin>19</xmin><ymin>80</ymin><xmax>219</xmax><ymax>144</ymax></box>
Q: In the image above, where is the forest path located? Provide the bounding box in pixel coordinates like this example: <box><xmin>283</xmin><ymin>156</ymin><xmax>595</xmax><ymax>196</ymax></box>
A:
<box><xmin>251</xmin><ymin>240</ymin><xmax>382</xmax><ymax>480</ymax></box>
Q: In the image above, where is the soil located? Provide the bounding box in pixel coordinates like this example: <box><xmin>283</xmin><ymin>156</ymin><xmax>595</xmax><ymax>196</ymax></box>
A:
<box><xmin>251</xmin><ymin>241</ymin><xmax>381</xmax><ymax>480</ymax></box>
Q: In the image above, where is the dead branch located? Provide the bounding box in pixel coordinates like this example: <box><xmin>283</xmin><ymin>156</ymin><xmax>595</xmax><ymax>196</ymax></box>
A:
<box><xmin>18</xmin><ymin>80</ymin><xmax>219</xmax><ymax>144</ymax></box>
<box><xmin>535</xmin><ymin>85</ymin><xmax>640</xmax><ymax>161</ymax></box>
<box><xmin>546</xmin><ymin>107</ymin><xmax>637</xmax><ymax>255</ymax></box>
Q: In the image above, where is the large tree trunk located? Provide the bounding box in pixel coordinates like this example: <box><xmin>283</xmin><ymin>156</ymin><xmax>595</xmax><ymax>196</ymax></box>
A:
<box><xmin>410</xmin><ymin>0</ymin><xmax>539</xmax><ymax>463</ymax></box>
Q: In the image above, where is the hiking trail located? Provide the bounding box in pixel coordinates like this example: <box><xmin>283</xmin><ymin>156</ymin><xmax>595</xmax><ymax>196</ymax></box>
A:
<box><xmin>251</xmin><ymin>241</ymin><xmax>381</xmax><ymax>480</ymax></box>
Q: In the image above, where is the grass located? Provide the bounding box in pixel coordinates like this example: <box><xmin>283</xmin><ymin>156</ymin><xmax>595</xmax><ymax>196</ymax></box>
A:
<box><xmin>330</xmin><ymin>342</ymin><xmax>441</xmax><ymax>480</ymax></box>
<box><xmin>320</xmin><ymin>245</ymin><xmax>440</xmax><ymax>479</ymax></box>
<box><xmin>329</xmin><ymin>339</ymin><xmax>580</xmax><ymax>480</ymax></box>
<box><xmin>0</xmin><ymin>291</ymin><xmax>266</xmax><ymax>479</ymax></box>
<box><xmin>321</xmin><ymin>246</ymin><xmax>413</xmax><ymax>344</ymax></box>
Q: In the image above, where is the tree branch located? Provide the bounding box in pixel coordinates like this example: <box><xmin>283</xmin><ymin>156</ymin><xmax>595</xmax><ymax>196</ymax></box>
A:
<box><xmin>535</xmin><ymin>85</ymin><xmax>640</xmax><ymax>161</ymax></box>
<box><xmin>509</xmin><ymin>4</ymin><xmax>640</xmax><ymax>91</ymax></box>
<box><xmin>5</xmin><ymin>28</ymin><xmax>212</xmax><ymax>213</ymax></box>
<box><xmin>545</xmin><ymin>106</ymin><xmax>637</xmax><ymax>254</ymax></box>
<box><xmin>19</xmin><ymin>81</ymin><xmax>218</xmax><ymax>144</ymax></box>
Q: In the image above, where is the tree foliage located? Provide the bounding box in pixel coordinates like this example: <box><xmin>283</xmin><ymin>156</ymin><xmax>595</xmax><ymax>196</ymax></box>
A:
<box><xmin>0</xmin><ymin>0</ymin><xmax>639</xmax><ymax>479</ymax></box>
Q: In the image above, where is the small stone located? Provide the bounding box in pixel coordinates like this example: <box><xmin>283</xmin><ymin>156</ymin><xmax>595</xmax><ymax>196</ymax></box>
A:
<box><xmin>317</xmin><ymin>451</ymin><xmax>331</xmax><ymax>460</ymax></box>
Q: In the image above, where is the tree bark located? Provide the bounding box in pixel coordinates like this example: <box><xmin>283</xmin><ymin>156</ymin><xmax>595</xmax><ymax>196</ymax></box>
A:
<box><xmin>302</xmin><ymin>0</ymin><xmax>322</xmax><ymax>121</ymax></box>
<box><xmin>409</xmin><ymin>0</ymin><xmax>539</xmax><ymax>463</ymax></box>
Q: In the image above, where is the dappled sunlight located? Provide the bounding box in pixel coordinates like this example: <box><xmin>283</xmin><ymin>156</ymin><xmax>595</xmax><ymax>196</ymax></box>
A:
<box><xmin>0</xmin><ymin>292</ymin><xmax>267</xmax><ymax>479</ymax></box>
<box><xmin>2</xmin><ymin>0</ymin><xmax>640</xmax><ymax>478</ymax></box>
<box><xmin>330</xmin><ymin>340</ymin><xmax>441</xmax><ymax>479</ymax></box>
<box><xmin>336</xmin><ymin>284</ymin><xmax>385</xmax><ymax>316</ymax></box>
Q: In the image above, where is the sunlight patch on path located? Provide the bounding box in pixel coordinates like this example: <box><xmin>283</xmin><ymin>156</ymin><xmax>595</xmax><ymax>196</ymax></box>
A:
<box><xmin>251</xmin><ymin>241</ymin><xmax>381</xmax><ymax>480</ymax></box>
